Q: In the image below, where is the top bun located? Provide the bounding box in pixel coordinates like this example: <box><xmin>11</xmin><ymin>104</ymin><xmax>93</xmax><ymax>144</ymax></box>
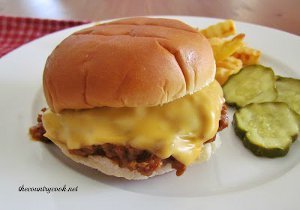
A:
<box><xmin>43</xmin><ymin>17</ymin><xmax>215</xmax><ymax>112</ymax></box>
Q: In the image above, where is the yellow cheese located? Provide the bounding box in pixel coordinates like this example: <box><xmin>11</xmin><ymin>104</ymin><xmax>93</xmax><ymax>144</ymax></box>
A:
<box><xmin>43</xmin><ymin>80</ymin><xmax>224</xmax><ymax>166</ymax></box>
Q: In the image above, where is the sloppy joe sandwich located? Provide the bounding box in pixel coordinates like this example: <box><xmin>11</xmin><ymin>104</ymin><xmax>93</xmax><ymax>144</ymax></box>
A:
<box><xmin>30</xmin><ymin>17</ymin><xmax>228</xmax><ymax>180</ymax></box>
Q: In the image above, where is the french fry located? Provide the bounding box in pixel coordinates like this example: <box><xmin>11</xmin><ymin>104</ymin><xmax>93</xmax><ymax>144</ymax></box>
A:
<box><xmin>203</xmin><ymin>19</ymin><xmax>262</xmax><ymax>84</ymax></box>
<box><xmin>214</xmin><ymin>34</ymin><xmax>245</xmax><ymax>61</ymax></box>
<box><xmin>216</xmin><ymin>56</ymin><xmax>243</xmax><ymax>74</ymax></box>
<box><xmin>201</xmin><ymin>20</ymin><xmax>236</xmax><ymax>38</ymax></box>
<box><xmin>215</xmin><ymin>67</ymin><xmax>234</xmax><ymax>86</ymax></box>
<box><xmin>209</xmin><ymin>37</ymin><xmax>225</xmax><ymax>58</ymax></box>
<box><xmin>209</xmin><ymin>37</ymin><xmax>226</xmax><ymax>46</ymax></box>
<box><xmin>233</xmin><ymin>46</ymin><xmax>261</xmax><ymax>65</ymax></box>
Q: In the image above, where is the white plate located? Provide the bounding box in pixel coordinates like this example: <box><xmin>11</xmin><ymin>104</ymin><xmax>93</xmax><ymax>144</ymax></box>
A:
<box><xmin>0</xmin><ymin>16</ymin><xmax>299</xmax><ymax>210</ymax></box>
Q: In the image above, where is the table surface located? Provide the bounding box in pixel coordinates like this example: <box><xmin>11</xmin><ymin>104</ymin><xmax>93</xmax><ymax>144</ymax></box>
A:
<box><xmin>1</xmin><ymin>0</ymin><xmax>299</xmax><ymax>35</ymax></box>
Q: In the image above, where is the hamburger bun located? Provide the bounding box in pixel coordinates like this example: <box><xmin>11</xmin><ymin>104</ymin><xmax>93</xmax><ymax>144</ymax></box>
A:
<box><xmin>43</xmin><ymin>17</ymin><xmax>215</xmax><ymax>112</ymax></box>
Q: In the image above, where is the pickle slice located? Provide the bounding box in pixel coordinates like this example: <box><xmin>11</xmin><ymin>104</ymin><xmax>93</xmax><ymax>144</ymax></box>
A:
<box><xmin>276</xmin><ymin>77</ymin><xmax>300</xmax><ymax>115</ymax></box>
<box><xmin>233</xmin><ymin>102</ymin><xmax>299</xmax><ymax>157</ymax></box>
<box><xmin>223</xmin><ymin>65</ymin><xmax>277</xmax><ymax>107</ymax></box>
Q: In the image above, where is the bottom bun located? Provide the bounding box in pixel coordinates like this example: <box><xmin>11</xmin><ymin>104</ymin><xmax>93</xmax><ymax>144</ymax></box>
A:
<box><xmin>54</xmin><ymin>136</ymin><xmax>221</xmax><ymax>180</ymax></box>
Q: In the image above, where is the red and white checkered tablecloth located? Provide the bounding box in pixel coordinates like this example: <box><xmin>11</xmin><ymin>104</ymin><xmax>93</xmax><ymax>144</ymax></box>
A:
<box><xmin>0</xmin><ymin>16</ymin><xmax>90</xmax><ymax>58</ymax></box>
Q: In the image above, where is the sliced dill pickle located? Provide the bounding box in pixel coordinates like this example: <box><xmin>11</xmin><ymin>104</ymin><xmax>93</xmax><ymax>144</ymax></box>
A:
<box><xmin>233</xmin><ymin>102</ymin><xmax>299</xmax><ymax>157</ymax></box>
<box><xmin>276</xmin><ymin>77</ymin><xmax>300</xmax><ymax>115</ymax></box>
<box><xmin>223</xmin><ymin>65</ymin><xmax>277</xmax><ymax>107</ymax></box>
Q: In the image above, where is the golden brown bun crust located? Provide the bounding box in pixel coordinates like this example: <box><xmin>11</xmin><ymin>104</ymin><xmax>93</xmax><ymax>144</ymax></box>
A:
<box><xmin>44</xmin><ymin>17</ymin><xmax>215</xmax><ymax>112</ymax></box>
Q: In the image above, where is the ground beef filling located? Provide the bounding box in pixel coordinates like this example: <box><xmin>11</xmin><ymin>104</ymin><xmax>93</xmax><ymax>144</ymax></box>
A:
<box><xmin>30</xmin><ymin>104</ymin><xmax>228</xmax><ymax>176</ymax></box>
<box><xmin>69</xmin><ymin>143</ymin><xmax>185</xmax><ymax>176</ymax></box>
<box><xmin>29</xmin><ymin>108</ymin><xmax>51</xmax><ymax>143</ymax></box>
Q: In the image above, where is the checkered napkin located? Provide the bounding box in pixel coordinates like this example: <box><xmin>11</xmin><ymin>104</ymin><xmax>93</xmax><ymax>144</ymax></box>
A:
<box><xmin>0</xmin><ymin>16</ymin><xmax>90</xmax><ymax>58</ymax></box>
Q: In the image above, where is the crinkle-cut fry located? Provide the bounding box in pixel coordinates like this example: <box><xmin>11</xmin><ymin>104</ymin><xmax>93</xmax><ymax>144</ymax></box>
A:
<box><xmin>215</xmin><ymin>67</ymin><xmax>234</xmax><ymax>86</ymax></box>
<box><xmin>201</xmin><ymin>20</ymin><xmax>236</xmax><ymax>38</ymax></box>
<box><xmin>233</xmin><ymin>46</ymin><xmax>261</xmax><ymax>65</ymax></box>
<box><xmin>216</xmin><ymin>56</ymin><xmax>243</xmax><ymax>74</ymax></box>
<box><xmin>209</xmin><ymin>38</ymin><xmax>225</xmax><ymax>61</ymax></box>
<box><xmin>209</xmin><ymin>37</ymin><xmax>226</xmax><ymax>47</ymax></box>
<box><xmin>209</xmin><ymin>37</ymin><xmax>225</xmax><ymax>57</ymax></box>
<box><xmin>214</xmin><ymin>34</ymin><xmax>245</xmax><ymax>61</ymax></box>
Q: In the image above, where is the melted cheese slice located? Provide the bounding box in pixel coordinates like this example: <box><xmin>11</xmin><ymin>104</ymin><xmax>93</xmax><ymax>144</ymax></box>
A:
<box><xmin>43</xmin><ymin>80</ymin><xmax>224</xmax><ymax>166</ymax></box>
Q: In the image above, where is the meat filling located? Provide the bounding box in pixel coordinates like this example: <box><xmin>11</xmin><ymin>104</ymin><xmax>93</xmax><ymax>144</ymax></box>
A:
<box><xmin>30</xmin><ymin>104</ymin><xmax>228</xmax><ymax>176</ymax></box>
